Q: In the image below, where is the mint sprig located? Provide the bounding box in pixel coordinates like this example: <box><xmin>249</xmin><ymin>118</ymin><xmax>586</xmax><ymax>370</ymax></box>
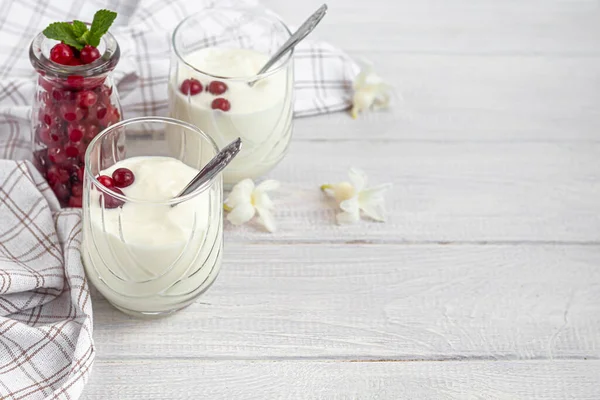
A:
<box><xmin>88</xmin><ymin>10</ymin><xmax>117</xmax><ymax>47</ymax></box>
<box><xmin>43</xmin><ymin>22</ymin><xmax>82</xmax><ymax>49</ymax></box>
<box><xmin>71</xmin><ymin>20</ymin><xmax>88</xmax><ymax>39</ymax></box>
<box><xmin>42</xmin><ymin>9</ymin><xmax>117</xmax><ymax>50</ymax></box>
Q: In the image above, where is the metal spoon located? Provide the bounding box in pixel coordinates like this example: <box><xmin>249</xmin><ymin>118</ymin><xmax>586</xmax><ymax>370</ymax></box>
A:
<box><xmin>249</xmin><ymin>4</ymin><xmax>328</xmax><ymax>86</ymax></box>
<box><xmin>173</xmin><ymin>137</ymin><xmax>242</xmax><ymax>202</ymax></box>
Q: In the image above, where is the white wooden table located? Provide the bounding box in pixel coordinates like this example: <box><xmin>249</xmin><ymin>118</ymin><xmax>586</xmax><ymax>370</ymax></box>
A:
<box><xmin>83</xmin><ymin>0</ymin><xmax>600</xmax><ymax>398</ymax></box>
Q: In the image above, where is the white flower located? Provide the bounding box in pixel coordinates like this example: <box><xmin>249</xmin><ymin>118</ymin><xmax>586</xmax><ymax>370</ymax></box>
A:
<box><xmin>321</xmin><ymin>168</ymin><xmax>391</xmax><ymax>224</ymax></box>
<box><xmin>224</xmin><ymin>179</ymin><xmax>279</xmax><ymax>232</ymax></box>
<box><xmin>351</xmin><ymin>61</ymin><xmax>392</xmax><ymax>119</ymax></box>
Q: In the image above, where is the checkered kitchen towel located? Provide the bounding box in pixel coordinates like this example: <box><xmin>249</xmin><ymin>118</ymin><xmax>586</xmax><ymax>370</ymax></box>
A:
<box><xmin>0</xmin><ymin>160</ymin><xmax>92</xmax><ymax>400</ymax></box>
<box><xmin>0</xmin><ymin>0</ymin><xmax>357</xmax><ymax>398</ymax></box>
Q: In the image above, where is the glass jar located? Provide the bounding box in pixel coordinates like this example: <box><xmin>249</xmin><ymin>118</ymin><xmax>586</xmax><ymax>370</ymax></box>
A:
<box><xmin>82</xmin><ymin>117</ymin><xmax>223</xmax><ymax>318</ymax></box>
<box><xmin>169</xmin><ymin>6</ymin><xmax>294</xmax><ymax>187</ymax></box>
<box><xmin>29</xmin><ymin>30</ymin><xmax>122</xmax><ymax>207</ymax></box>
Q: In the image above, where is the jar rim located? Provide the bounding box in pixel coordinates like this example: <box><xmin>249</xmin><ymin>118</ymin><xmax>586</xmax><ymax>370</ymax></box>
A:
<box><xmin>30</xmin><ymin>28</ymin><xmax>120</xmax><ymax>79</ymax></box>
<box><xmin>172</xmin><ymin>6</ymin><xmax>293</xmax><ymax>82</ymax></box>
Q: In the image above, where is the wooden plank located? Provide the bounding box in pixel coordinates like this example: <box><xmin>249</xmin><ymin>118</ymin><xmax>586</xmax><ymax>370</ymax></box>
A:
<box><xmin>293</xmin><ymin>55</ymin><xmax>600</xmax><ymax>142</ymax></box>
<box><xmin>267</xmin><ymin>0</ymin><xmax>600</xmax><ymax>143</ymax></box>
<box><xmin>90</xmin><ymin>244</ymin><xmax>600</xmax><ymax>360</ymax></box>
<box><xmin>217</xmin><ymin>141</ymin><xmax>600</xmax><ymax>243</ymax></box>
<box><xmin>264</xmin><ymin>0</ymin><xmax>600</xmax><ymax>55</ymax></box>
<box><xmin>82</xmin><ymin>360</ymin><xmax>600</xmax><ymax>399</ymax></box>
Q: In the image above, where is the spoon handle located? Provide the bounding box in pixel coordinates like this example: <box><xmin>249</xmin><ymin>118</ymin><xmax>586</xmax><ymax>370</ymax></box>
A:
<box><xmin>174</xmin><ymin>137</ymin><xmax>242</xmax><ymax>200</ymax></box>
<box><xmin>255</xmin><ymin>4</ymin><xmax>328</xmax><ymax>77</ymax></box>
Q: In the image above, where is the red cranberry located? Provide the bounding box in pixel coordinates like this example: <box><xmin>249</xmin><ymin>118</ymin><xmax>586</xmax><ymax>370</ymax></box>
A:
<box><xmin>102</xmin><ymin>187</ymin><xmax>125</xmax><ymax>209</ymax></box>
<box><xmin>48</xmin><ymin>147</ymin><xmax>67</xmax><ymax>164</ymax></box>
<box><xmin>68</xmin><ymin>58</ymin><xmax>83</xmax><ymax>66</ymax></box>
<box><xmin>80</xmin><ymin>45</ymin><xmax>101</xmax><ymax>64</ymax></box>
<box><xmin>41</xmin><ymin>112</ymin><xmax>59</xmax><ymax>127</ymax></box>
<box><xmin>83</xmin><ymin>124</ymin><xmax>100</xmax><ymax>141</ymax></box>
<box><xmin>52</xmin><ymin>129</ymin><xmax>64</xmax><ymax>142</ymax></box>
<box><xmin>76</xmin><ymin>90</ymin><xmax>97</xmax><ymax>108</ymax></box>
<box><xmin>208</xmin><ymin>81</ymin><xmax>228</xmax><ymax>95</ymax></box>
<box><xmin>67</xmin><ymin>122</ymin><xmax>85</xmax><ymax>142</ymax></box>
<box><xmin>50</xmin><ymin>43</ymin><xmax>74</xmax><ymax>65</ymax></box>
<box><xmin>97</xmin><ymin>175</ymin><xmax>114</xmax><ymax>187</ymax></box>
<box><xmin>112</xmin><ymin>168</ymin><xmax>134</xmax><ymax>188</ymax></box>
<box><xmin>60</xmin><ymin>103</ymin><xmax>84</xmax><ymax>122</ymax></box>
<box><xmin>99</xmin><ymin>106</ymin><xmax>120</xmax><ymax>127</ymax></box>
<box><xmin>66</xmin><ymin>75</ymin><xmax>84</xmax><ymax>89</ymax></box>
<box><xmin>71</xmin><ymin>183</ymin><xmax>83</xmax><ymax>197</ymax></box>
<box><xmin>51</xmin><ymin>88</ymin><xmax>66</xmax><ymax>101</ymax></box>
<box><xmin>68</xmin><ymin>196</ymin><xmax>83</xmax><ymax>208</ymax></box>
<box><xmin>95</xmin><ymin>106</ymin><xmax>108</xmax><ymax>120</ymax></box>
<box><xmin>180</xmin><ymin>79</ymin><xmax>203</xmax><ymax>95</ymax></box>
<box><xmin>47</xmin><ymin>165</ymin><xmax>70</xmax><ymax>185</ymax></box>
<box><xmin>52</xmin><ymin>182</ymin><xmax>71</xmax><ymax>201</ymax></box>
<box><xmin>211</xmin><ymin>98</ymin><xmax>231</xmax><ymax>111</ymax></box>
<box><xmin>65</xmin><ymin>142</ymin><xmax>80</xmax><ymax>158</ymax></box>
<box><xmin>38</xmin><ymin>125</ymin><xmax>61</xmax><ymax>146</ymax></box>
<box><xmin>47</xmin><ymin>128</ymin><xmax>62</xmax><ymax>143</ymax></box>
<box><xmin>40</xmin><ymin>108</ymin><xmax>61</xmax><ymax>128</ymax></box>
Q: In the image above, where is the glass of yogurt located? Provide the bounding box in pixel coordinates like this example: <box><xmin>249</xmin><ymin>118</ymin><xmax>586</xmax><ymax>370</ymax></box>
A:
<box><xmin>82</xmin><ymin>117</ymin><xmax>223</xmax><ymax>317</ymax></box>
<box><xmin>169</xmin><ymin>6</ymin><xmax>294</xmax><ymax>187</ymax></box>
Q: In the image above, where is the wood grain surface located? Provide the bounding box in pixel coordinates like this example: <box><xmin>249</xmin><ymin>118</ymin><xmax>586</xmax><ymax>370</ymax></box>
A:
<box><xmin>83</xmin><ymin>0</ymin><xmax>600</xmax><ymax>398</ymax></box>
<box><xmin>84</xmin><ymin>360</ymin><xmax>600</xmax><ymax>399</ymax></box>
<box><xmin>91</xmin><ymin>244</ymin><xmax>600</xmax><ymax>360</ymax></box>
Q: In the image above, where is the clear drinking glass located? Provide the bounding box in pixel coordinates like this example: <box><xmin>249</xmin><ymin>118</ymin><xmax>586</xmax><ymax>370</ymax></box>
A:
<box><xmin>29</xmin><ymin>29</ymin><xmax>122</xmax><ymax>207</ymax></box>
<box><xmin>169</xmin><ymin>6</ymin><xmax>294</xmax><ymax>187</ymax></box>
<box><xmin>82</xmin><ymin>117</ymin><xmax>223</xmax><ymax>317</ymax></box>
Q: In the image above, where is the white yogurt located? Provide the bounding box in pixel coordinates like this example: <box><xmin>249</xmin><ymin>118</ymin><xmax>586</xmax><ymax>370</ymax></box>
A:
<box><xmin>168</xmin><ymin>47</ymin><xmax>293</xmax><ymax>185</ymax></box>
<box><xmin>82</xmin><ymin>156</ymin><xmax>223</xmax><ymax>316</ymax></box>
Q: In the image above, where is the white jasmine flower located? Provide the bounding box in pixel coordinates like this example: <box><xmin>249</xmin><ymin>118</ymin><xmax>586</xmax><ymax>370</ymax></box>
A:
<box><xmin>351</xmin><ymin>61</ymin><xmax>392</xmax><ymax>119</ymax></box>
<box><xmin>321</xmin><ymin>168</ymin><xmax>391</xmax><ymax>224</ymax></box>
<box><xmin>224</xmin><ymin>179</ymin><xmax>279</xmax><ymax>232</ymax></box>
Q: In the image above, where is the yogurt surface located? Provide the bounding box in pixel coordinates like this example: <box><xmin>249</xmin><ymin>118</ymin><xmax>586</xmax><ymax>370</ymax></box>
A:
<box><xmin>82</xmin><ymin>156</ymin><xmax>223</xmax><ymax>316</ymax></box>
<box><xmin>169</xmin><ymin>47</ymin><xmax>293</xmax><ymax>185</ymax></box>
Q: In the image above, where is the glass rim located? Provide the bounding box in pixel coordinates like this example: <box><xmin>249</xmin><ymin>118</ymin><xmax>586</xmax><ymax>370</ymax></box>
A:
<box><xmin>172</xmin><ymin>6</ymin><xmax>294</xmax><ymax>82</ymax></box>
<box><xmin>84</xmin><ymin>116</ymin><xmax>221</xmax><ymax>206</ymax></box>
<box><xmin>30</xmin><ymin>28</ymin><xmax>120</xmax><ymax>78</ymax></box>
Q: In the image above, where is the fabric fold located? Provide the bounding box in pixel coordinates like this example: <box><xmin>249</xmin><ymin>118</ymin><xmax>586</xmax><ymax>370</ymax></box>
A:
<box><xmin>0</xmin><ymin>160</ymin><xmax>94</xmax><ymax>400</ymax></box>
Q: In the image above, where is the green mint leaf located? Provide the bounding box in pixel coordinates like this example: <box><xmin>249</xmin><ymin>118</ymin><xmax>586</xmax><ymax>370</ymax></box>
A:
<box><xmin>43</xmin><ymin>22</ymin><xmax>84</xmax><ymax>50</ymax></box>
<box><xmin>78</xmin><ymin>31</ymin><xmax>91</xmax><ymax>45</ymax></box>
<box><xmin>88</xmin><ymin>9</ymin><xmax>117</xmax><ymax>47</ymax></box>
<box><xmin>71</xmin><ymin>20</ymin><xmax>88</xmax><ymax>39</ymax></box>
